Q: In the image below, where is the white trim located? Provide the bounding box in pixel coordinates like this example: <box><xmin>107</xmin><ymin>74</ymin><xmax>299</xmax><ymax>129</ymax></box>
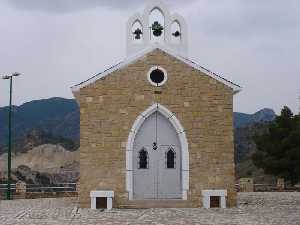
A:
<box><xmin>71</xmin><ymin>44</ymin><xmax>241</xmax><ymax>94</ymax></box>
<box><xmin>126</xmin><ymin>103</ymin><xmax>189</xmax><ymax>200</ymax></box>
<box><xmin>126</xmin><ymin>150</ymin><xmax>133</xmax><ymax>170</ymax></box>
<box><xmin>90</xmin><ymin>190</ymin><xmax>114</xmax><ymax>198</ymax></box>
<box><xmin>202</xmin><ymin>190</ymin><xmax>227</xmax><ymax>209</ymax></box>
<box><xmin>147</xmin><ymin>66</ymin><xmax>168</xmax><ymax>87</ymax></box>
<box><xmin>90</xmin><ymin>190</ymin><xmax>114</xmax><ymax>210</ymax></box>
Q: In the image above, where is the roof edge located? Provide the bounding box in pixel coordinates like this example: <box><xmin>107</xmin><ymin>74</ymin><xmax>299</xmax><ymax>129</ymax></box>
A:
<box><xmin>71</xmin><ymin>43</ymin><xmax>242</xmax><ymax>94</ymax></box>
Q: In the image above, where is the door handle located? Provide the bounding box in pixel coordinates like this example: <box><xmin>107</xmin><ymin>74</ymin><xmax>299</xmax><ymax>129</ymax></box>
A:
<box><xmin>153</xmin><ymin>142</ymin><xmax>158</xmax><ymax>151</ymax></box>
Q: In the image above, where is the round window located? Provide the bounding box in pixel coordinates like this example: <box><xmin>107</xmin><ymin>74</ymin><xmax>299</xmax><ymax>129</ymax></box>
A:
<box><xmin>147</xmin><ymin>66</ymin><xmax>168</xmax><ymax>86</ymax></box>
<box><xmin>150</xmin><ymin>69</ymin><xmax>165</xmax><ymax>84</ymax></box>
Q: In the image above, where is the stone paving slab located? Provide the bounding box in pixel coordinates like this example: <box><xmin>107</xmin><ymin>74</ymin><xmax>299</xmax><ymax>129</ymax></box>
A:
<box><xmin>0</xmin><ymin>192</ymin><xmax>299</xmax><ymax>225</ymax></box>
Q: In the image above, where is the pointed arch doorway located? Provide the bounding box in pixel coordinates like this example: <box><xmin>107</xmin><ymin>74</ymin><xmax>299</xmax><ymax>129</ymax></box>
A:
<box><xmin>126</xmin><ymin>103</ymin><xmax>189</xmax><ymax>200</ymax></box>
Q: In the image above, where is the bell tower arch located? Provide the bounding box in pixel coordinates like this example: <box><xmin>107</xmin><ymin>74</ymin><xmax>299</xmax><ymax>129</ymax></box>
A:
<box><xmin>126</xmin><ymin>0</ymin><xmax>188</xmax><ymax>57</ymax></box>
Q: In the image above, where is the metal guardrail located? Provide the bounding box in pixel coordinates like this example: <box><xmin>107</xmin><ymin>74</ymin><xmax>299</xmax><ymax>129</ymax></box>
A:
<box><xmin>235</xmin><ymin>183</ymin><xmax>300</xmax><ymax>192</ymax></box>
<box><xmin>0</xmin><ymin>184</ymin><xmax>16</xmax><ymax>191</ymax></box>
<box><xmin>0</xmin><ymin>183</ymin><xmax>77</xmax><ymax>193</ymax></box>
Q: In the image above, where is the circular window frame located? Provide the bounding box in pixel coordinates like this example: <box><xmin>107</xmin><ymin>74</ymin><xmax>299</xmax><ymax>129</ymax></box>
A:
<box><xmin>147</xmin><ymin>66</ymin><xmax>168</xmax><ymax>87</ymax></box>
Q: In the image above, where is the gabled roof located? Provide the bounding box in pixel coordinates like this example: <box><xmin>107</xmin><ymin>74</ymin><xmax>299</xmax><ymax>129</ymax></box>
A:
<box><xmin>71</xmin><ymin>44</ymin><xmax>242</xmax><ymax>94</ymax></box>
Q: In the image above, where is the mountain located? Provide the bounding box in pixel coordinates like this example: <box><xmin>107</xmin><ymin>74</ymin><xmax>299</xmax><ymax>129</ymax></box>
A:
<box><xmin>234</xmin><ymin>108</ymin><xmax>276</xmax><ymax>128</ymax></box>
<box><xmin>0</xmin><ymin>98</ymin><xmax>79</xmax><ymax>154</ymax></box>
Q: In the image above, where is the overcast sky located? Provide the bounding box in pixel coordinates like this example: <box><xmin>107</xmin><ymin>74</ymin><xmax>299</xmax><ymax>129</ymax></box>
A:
<box><xmin>0</xmin><ymin>0</ymin><xmax>299</xmax><ymax>114</ymax></box>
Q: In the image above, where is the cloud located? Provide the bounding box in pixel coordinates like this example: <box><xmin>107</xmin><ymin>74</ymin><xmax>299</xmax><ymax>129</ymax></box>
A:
<box><xmin>1</xmin><ymin>0</ymin><xmax>198</xmax><ymax>13</ymax></box>
<box><xmin>193</xmin><ymin>0</ymin><xmax>300</xmax><ymax>38</ymax></box>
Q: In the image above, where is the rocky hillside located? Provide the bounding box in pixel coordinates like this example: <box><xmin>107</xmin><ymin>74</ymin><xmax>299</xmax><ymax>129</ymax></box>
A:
<box><xmin>0</xmin><ymin>144</ymin><xmax>79</xmax><ymax>173</ymax></box>
<box><xmin>1</xmin><ymin>162</ymin><xmax>79</xmax><ymax>186</ymax></box>
<box><xmin>0</xmin><ymin>144</ymin><xmax>79</xmax><ymax>185</ymax></box>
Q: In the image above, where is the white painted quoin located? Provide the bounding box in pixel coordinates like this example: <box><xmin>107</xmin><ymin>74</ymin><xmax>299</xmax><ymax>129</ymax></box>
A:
<box><xmin>202</xmin><ymin>190</ymin><xmax>227</xmax><ymax>209</ymax></box>
<box><xmin>90</xmin><ymin>191</ymin><xmax>114</xmax><ymax>210</ymax></box>
<box><xmin>126</xmin><ymin>0</ymin><xmax>188</xmax><ymax>57</ymax></box>
<box><xmin>126</xmin><ymin>103</ymin><xmax>189</xmax><ymax>200</ymax></box>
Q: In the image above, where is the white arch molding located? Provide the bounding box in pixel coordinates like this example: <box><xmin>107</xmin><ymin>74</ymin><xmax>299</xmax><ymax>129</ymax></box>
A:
<box><xmin>126</xmin><ymin>103</ymin><xmax>189</xmax><ymax>200</ymax></box>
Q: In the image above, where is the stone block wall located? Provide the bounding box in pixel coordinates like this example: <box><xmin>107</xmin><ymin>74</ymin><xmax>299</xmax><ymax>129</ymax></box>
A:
<box><xmin>75</xmin><ymin>49</ymin><xmax>236</xmax><ymax>208</ymax></box>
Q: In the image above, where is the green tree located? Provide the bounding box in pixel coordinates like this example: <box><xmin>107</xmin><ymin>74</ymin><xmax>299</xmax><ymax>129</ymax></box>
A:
<box><xmin>252</xmin><ymin>106</ymin><xmax>300</xmax><ymax>185</ymax></box>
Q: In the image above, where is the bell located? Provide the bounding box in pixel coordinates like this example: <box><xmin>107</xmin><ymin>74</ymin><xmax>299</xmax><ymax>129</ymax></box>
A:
<box><xmin>133</xmin><ymin>28</ymin><xmax>143</xmax><ymax>40</ymax></box>
<box><xmin>152</xmin><ymin>21</ymin><xmax>164</xmax><ymax>37</ymax></box>
<box><xmin>153</xmin><ymin>142</ymin><xmax>158</xmax><ymax>151</ymax></box>
<box><xmin>172</xmin><ymin>30</ymin><xmax>181</xmax><ymax>37</ymax></box>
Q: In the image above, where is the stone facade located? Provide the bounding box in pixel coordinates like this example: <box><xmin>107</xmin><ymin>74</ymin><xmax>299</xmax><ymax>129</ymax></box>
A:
<box><xmin>75</xmin><ymin>49</ymin><xmax>237</xmax><ymax>208</ymax></box>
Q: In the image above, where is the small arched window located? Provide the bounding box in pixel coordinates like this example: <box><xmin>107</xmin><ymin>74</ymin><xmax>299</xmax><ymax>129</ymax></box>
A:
<box><xmin>138</xmin><ymin>148</ymin><xmax>149</xmax><ymax>169</ymax></box>
<box><xmin>166</xmin><ymin>148</ymin><xmax>176</xmax><ymax>169</ymax></box>
<box><xmin>132</xmin><ymin>20</ymin><xmax>143</xmax><ymax>43</ymax></box>
<box><xmin>149</xmin><ymin>8</ymin><xmax>165</xmax><ymax>42</ymax></box>
<box><xmin>171</xmin><ymin>21</ymin><xmax>181</xmax><ymax>44</ymax></box>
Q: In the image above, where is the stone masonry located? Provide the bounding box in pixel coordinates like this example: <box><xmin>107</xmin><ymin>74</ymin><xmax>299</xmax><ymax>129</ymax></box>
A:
<box><xmin>75</xmin><ymin>48</ymin><xmax>236</xmax><ymax>208</ymax></box>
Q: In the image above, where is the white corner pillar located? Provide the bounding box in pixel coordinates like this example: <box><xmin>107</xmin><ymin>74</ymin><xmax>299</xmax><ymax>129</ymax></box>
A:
<box><xmin>107</xmin><ymin>197</ymin><xmax>113</xmax><ymax>210</ymax></box>
<box><xmin>90</xmin><ymin>191</ymin><xmax>114</xmax><ymax>210</ymax></box>
<box><xmin>202</xmin><ymin>190</ymin><xmax>227</xmax><ymax>209</ymax></box>
<box><xmin>91</xmin><ymin>196</ymin><xmax>97</xmax><ymax>210</ymax></box>
<box><xmin>220</xmin><ymin>195</ymin><xmax>226</xmax><ymax>209</ymax></box>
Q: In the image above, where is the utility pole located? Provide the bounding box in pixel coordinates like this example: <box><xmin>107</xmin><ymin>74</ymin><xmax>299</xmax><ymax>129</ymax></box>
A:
<box><xmin>2</xmin><ymin>72</ymin><xmax>21</xmax><ymax>200</ymax></box>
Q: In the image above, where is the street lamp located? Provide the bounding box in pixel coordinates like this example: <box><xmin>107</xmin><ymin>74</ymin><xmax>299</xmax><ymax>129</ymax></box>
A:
<box><xmin>2</xmin><ymin>72</ymin><xmax>21</xmax><ymax>200</ymax></box>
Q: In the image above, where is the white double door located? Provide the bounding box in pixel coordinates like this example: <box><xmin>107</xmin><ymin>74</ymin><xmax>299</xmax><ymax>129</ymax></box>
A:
<box><xmin>133</xmin><ymin>111</ymin><xmax>182</xmax><ymax>199</ymax></box>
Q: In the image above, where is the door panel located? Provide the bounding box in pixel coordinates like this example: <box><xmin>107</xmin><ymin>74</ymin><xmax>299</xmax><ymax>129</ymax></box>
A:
<box><xmin>133</xmin><ymin>145</ymin><xmax>156</xmax><ymax>199</ymax></box>
<box><xmin>133</xmin><ymin>111</ymin><xmax>182</xmax><ymax>199</ymax></box>
<box><xmin>157</xmin><ymin>145</ymin><xmax>181</xmax><ymax>199</ymax></box>
<box><xmin>157</xmin><ymin>113</ymin><xmax>180</xmax><ymax>146</ymax></box>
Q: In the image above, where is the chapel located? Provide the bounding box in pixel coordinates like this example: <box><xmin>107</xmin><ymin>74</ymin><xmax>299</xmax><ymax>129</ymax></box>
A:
<box><xmin>72</xmin><ymin>1</ymin><xmax>241</xmax><ymax>209</ymax></box>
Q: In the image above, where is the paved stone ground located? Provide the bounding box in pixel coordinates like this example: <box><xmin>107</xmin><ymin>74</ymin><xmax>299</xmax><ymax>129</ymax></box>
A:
<box><xmin>0</xmin><ymin>192</ymin><xmax>299</xmax><ymax>225</ymax></box>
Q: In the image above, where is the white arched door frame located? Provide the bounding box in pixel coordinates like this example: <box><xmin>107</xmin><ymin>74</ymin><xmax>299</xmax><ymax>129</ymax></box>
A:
<box><xmin>126</xmin><ymin>103</ymin><xmax>189</xmax><ymax>200</ymax></box>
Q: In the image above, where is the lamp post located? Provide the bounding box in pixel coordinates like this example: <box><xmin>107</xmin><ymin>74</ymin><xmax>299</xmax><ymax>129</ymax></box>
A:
<box><xmin>2</xmin><ymin>72</ymin><xmax>21</xmax><ymax>200</ymax></box>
